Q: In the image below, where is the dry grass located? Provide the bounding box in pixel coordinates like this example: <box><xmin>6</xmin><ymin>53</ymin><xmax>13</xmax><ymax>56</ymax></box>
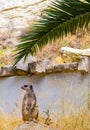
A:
<box><xmin>0</xmin><ymin>29</ymin><xmax>90</xmax><ymax>66</ymax></box>
<box><xmin>52</xmin><ymin>111</ymin><xmax>90</xmax><ymax>130</ymax></box>
<box><xmin>0</xmin><ymin>47</ymin><xmax>13</xmax><ymax>67</ymax></box>
<box><xmin>36</xmin><ymin>29</ymin><xmax>90</xmax><ymax>63</ymax></box>
<box><xmin>0</xmin><ymin>113</ymin><xmax>22</xmax><ymax>130</ymax></box>
<box><xmin>0</xmin><ymin>110</ymin><xmax>89</xmax><ymax>130</ymax></box>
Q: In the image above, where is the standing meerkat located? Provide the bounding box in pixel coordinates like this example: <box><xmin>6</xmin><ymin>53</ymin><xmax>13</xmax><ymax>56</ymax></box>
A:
<box><xmin>21</xmin><ymin>85</ymin><xmax>39</xmax><ymax>122</ymax></box>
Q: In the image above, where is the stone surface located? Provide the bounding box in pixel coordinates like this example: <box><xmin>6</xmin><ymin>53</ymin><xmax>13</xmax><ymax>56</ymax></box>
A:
<box><xmin>15</xmin><ymin>69</ymin><xmax>28</xmax><ymax>76</ymax></box>
<box><xmin>14</xmin><ymin>122</ymin><xmax>57</xmax><ymax>130</ymax></box>
<box><xmin>0</xmin><ymin>0</ymin><xmax>49</xmax><ymax>29</ymax></box>
<box><xmin>46</xmin><ymin>62</ymin><xmax>78</xmax><ymax>73</ymax></box>
<box><xmin>78</xmin><ymin>56</ymin><xmax>90</xmax><ymax>72</ymax></box>
<box><xmin>60</xmin><ymin>47</ymin><xmax>90</xmax><ymax>56</ymax></box>
<box><xmin>14</xmin><ymin>56</ymin><xmax>37</xmax><ymax>76</ymax></box>
<box><xmin>0</xmin><ymin>65</ymin><xmax>15</xmax><ymax>77</ymax></box>
<box><xmin>0</xmin><ymin>65</ymin><xmax>28</xmax><ymax>76</ymax></box>
<box><xmin>28</xmin><ymin>59</ymin><xmax>57</xmax><ymax>75</ymax></box>
<box><xmin>0</xmin><ymin>55</ymin><xmax>90</xmax><ymax>77</ymax></box>
<box><xmin>0</xmin><ymin>0</ymin><xmax>49</xmax><ymax>49</ymax></box>
<box><xmin>28</xmin><ymin>60</ymin><xmax>46</xmax><ymax>75</ymax></box>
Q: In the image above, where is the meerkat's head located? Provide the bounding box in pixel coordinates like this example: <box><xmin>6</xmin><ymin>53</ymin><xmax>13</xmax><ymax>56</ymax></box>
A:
<box><xmin>21</xmin><ymin>85</ymin><xmax>33</xmax><ymax>92</ymax></box>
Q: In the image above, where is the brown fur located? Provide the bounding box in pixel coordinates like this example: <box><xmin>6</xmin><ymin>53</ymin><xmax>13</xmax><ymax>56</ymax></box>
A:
<box><xmin>21</xmin><ymin>85</ymin><xmax>39</xmax><ymax>122</ymax></box>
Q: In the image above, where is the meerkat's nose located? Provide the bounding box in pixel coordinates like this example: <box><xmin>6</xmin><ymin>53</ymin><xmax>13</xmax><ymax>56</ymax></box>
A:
<box><xmin>21</xmin><ymin>86</ymin><xmax>25</xmax><ymax>90</ymax></box>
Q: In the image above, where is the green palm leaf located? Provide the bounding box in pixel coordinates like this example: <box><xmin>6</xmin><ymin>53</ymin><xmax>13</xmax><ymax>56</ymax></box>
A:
<box><xmin>14</xmin><ymin>0</ymin><xmax>90</xmax><ymax>65</ymax></box>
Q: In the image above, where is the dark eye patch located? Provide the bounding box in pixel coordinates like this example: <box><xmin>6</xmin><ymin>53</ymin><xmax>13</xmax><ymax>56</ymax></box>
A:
<box><xmin>24</xmin><ymin>85</ymin><xmax>28</xmax><ymax>87</ymax></box>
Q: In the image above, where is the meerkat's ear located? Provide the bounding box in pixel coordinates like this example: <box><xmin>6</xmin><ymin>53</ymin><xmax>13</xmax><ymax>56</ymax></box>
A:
<box><xmin>30</xmin><ymin>85</ymin><xmax>33</xmax><ymax>90</ymax></box>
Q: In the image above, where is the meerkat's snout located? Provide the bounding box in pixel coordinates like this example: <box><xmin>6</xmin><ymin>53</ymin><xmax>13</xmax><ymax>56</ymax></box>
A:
<box><xmin>21</xmin><ymin>85</ymin><xmax>28</xmax><ymax>90</ymax></box>
<box><xmin>21</xmin><ymin>86</ymin><xmax>25</xmax><ymax>90</ymax></box>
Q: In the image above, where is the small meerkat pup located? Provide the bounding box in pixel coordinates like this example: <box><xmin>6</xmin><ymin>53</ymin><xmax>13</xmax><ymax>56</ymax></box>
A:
<box><xmin>21</xmin><ymin>85</ymin><xmax>39</xmax><ymax>122</ymax></box>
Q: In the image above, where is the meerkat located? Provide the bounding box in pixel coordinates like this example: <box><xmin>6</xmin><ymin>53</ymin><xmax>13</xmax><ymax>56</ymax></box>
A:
<box><xmin>21</xmin><ymin>85</ymin><xmax>39</xmax><ymax>122</ymax></box>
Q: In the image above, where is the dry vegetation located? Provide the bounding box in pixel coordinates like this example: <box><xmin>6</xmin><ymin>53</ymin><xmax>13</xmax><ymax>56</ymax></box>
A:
<box><xmin>0</xmin><ymin>110</ymin><xmax>89</xmax><ymax>130</ymax></box>
<box><xmin>0</xmin><ymin>113</ymin><xmax>22</xmax><ymax>130</ymax></box>
<box><xmin>36</xmin><ymin>29</ymin><xmax>90</xmax><ymax>64</ymax></box>
<box><xmin>53</xmin><ymin>111</ymin><xmax>90</xmax><ymax>130</ymax></box>
<box><xmin>0</xmin><ymin>48</ymin><xmax>13</xmax><ymax>67</ymax></box>
<box><xmin>0</xmin><ymin>29</ymin><xmax>90</xmax><ymax>66</ymax></box>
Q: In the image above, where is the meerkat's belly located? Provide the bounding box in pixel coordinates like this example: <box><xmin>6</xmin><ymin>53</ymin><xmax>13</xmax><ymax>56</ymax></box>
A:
<box><xmin>22</xmin><ymin>106</ymin><xmax>30</xmax><ymax>121</ymax></box>
<box><xmin>22</xmin><ymin>105</ymin><xmax>39</xmax><ymax>121</ymax></box>
<box><xmin>31</xmin><ymin>106</ymin><xmax>39</xmax><ymax>119</ymax></box>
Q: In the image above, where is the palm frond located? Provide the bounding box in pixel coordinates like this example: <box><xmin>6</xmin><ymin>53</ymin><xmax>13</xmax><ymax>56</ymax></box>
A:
<box><xmin>14</xmin><ymin>0</ymin><xmax>90</xmax><ymax>65</ymax></box>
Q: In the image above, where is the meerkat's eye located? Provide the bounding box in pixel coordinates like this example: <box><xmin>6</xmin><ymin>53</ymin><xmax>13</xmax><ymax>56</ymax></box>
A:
<box><xmin>24</xmin><ymin>85</ymin><xmax>28</xmax><ymax>87</ymax></box>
